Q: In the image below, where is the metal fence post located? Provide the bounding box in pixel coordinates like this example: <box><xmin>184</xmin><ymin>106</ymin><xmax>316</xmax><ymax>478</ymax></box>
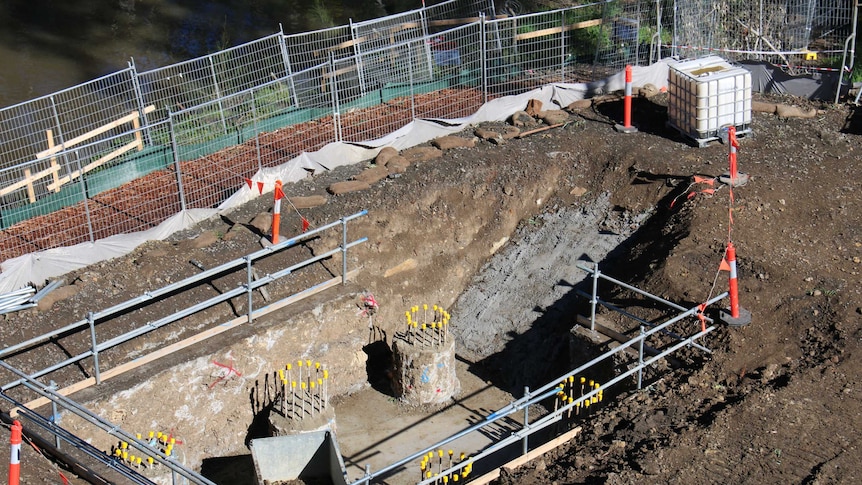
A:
<box><xmin>590</xmin><ymin>262</ymin><xmax>599</xmax><ymax>332</ymax></box>
<box><xmin>251</xmin><ymin>91</ymin><xmax>263</xmax><ymax>172</ymax></box>
<box><xmin>128</xmin><ymin>58</ymin><xmax>154</xmax><ymax>146</ymax></box>
<box><xmin>167</xmin><ymin>108</ymin><xmax>188</xmax><ymax>211</ymax></box>
<box><xmin>329</xmin><ymin>53</ymin><xmax>342</xmax><ymax>143</ymax></box>
<box><xmin>637</xmin><ymin>325</ymin><xmax>645</xmax><ymax>390</ymax></box>
<box><xmin>408</xmin><ymin>45</ymin><xmax>416</xmax><ymax>120</ymax></box>
<box><xmin>342</xmin><ymin>216</ymin><xmax>348</xmax><ymax>285</ymax></box>
<box><xmin>88</xmin><ymin>312</ymin><xmax>101</xmax><ymax>385</ymax></box>
<box><xmin>559</xmin><ymin>10</ymin><xmax>566</xmax><ymax>83</ymax></box>
<box><xmin>49</xmin><ymin>380</ymin><xmax>61</xmax><ymax>449</ymax></box>
<box><xmin>522</xmin><ymin>386</ymin><xmax>529</xmax><ymax>455</ymax></box>
<box><xmin>72</xmin><ymin>150</ymin><xmax>96</xmax><ymax>243</ymax></box>
<box><xmin>246</xmin><ymin>256</ymin><xmax>254</xmax><ymax>324</ymax></box>
<box><xmin>207</xmin><ymin>54</ymin><xmax>228</xmax><ymax>134</ymax></box>
<box><xmin>276</xmin><ymin>25</ymin><xmax>301</xmax><ymax>108</ymax></box>
<box><xmin>480</xmin><ymin>13</ymin><xmax>488</xmax><ymax>104</ymax></box>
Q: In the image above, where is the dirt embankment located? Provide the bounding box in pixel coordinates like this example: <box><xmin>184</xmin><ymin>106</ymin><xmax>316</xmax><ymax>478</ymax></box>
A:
<box><xmin>2</xmin><ymin>92</ymin><xmax>862</xmax><ymax>484</ymax></box>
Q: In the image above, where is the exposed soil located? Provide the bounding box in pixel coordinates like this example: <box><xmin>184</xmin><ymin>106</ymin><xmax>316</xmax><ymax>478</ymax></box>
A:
<box><xmin>2</xmin><ymin>90</ymin><xmax>862</xmax><ymax>485</ymax></box>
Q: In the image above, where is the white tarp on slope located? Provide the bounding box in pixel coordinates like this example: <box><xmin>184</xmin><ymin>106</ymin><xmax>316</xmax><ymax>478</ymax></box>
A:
<box><xmin>0</xmin><ymin>62</ymin><xmax>670</xmax><ymax>293</ymax></box>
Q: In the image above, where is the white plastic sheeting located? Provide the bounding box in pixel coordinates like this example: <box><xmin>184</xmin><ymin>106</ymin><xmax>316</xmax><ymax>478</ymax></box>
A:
<box><xmin>0</xmin><ymin>62</ymin><xmax>671</xmax><ymax>293</ymax></box>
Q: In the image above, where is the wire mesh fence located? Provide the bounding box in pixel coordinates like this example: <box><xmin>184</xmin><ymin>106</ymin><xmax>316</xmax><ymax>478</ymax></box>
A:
<box><xmin>670</xmin><ymin>0</ymin><xmax>856</xmax><ymax>72</ymax></box>
<box><xmin>1</xmin><ymin>0</ymin><xmax>857</xmax><ymax>265</ymax></box>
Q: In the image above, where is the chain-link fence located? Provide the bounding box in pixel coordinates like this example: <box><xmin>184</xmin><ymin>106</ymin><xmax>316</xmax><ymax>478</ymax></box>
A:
<box><xmin>1</xmin><ymin>0</ymin><xmax>857</xmax><ymax>264</ymax></box>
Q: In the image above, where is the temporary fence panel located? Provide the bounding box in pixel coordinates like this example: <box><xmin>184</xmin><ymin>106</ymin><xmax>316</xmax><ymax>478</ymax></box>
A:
<box><xmin>170</xmin><ymin>70</ymin><xmax>337</xmax><ymax>209</ymax></box>
<box><xmin>283</xmin><ymin>25</ymin><xmax>355</xmax><ymax>73</ymax></box>
<box><xmin>671</xmin><ymin>0</ymin><xmax>856</xmax><ymax>73</ymax></box>
<box><xmin>415</xmin><ymin>24</ymin><xmax>485</xmax><ymax>120</ymax></box>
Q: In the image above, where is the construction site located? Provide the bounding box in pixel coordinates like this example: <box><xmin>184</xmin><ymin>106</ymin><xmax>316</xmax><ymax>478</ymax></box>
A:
<box><xmin>1</xmin><ymin>0</ymin><xmax>861</xmax><ymax>484</ymax></box>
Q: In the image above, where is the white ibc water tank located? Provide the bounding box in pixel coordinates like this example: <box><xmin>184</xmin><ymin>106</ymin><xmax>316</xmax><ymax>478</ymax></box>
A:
<box><xmin>667</xmin><ymin>56</ymin><xmax>752</xmax><ymax>146</ymax></box>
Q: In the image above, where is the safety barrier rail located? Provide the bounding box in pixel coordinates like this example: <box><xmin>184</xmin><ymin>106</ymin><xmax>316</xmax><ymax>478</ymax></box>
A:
<box><xmin>0</xmin><ymin>210</ymin><xmax>367</xmax><ymax>398</ymax></box>
<box><xmin>350</xmin><ymin>267</ymin><xmax>728</xmax><ymax>484</ymax></box>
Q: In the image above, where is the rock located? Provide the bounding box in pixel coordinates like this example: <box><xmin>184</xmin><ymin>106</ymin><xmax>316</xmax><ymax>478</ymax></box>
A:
<box><xmin>638</xmin><ymin>83</ymin><xmax>660</xmax><ymax>98</ymax></box>
<box><xmin>353</xmin><ymin>166</ymin><xmax>389</xmax><ymax>184</ymax></box>
<box><xmin>386</xmin><ymin>156</ymin><xmax>410</xmax><ymax>174</ymax></box>
<box><xmin>432</xmin><ymin>135</ymin><xmax>476</xmax><ymax>150</ymax></box>
<box><xmin>36</xmin><ymin>285</ymin><xmax>79</xmax><ymax>311</ymax></box>
<box><xmin>510</xmin><ymin>110</ymin><xmax>536</xmax><ymax>127</ymax></box>
<box><xmin>384</xmin><ymin>258</ymin><xmax>417</xmax><ymax>277</ymax></box>
<box><xmin>375</xmin><ymin>146</ymin><xmax>399</xmax><ymax>166</ymax></box>
<box><xmin>566</xmin><ymin>99</ymin><xmax>592</xmax><ymax>110</ymax></box>
<box><xmin>525</xmin><ymin>98</ymin><xmax>543</xmax><ymax>116</ymax></box>
<box><xmin>752</xmin><ymin>101</ymin><xmax>778</xmax><ymax>114</ymax></box>
<box><xmin>474</xmin><ymin>127</ymin><xmax>500</xmax><ymax>140</ymax></box>
<box><xmin>222</xmin><ymin>223</ymin><xmax>249</xmax><ymax>241</ymax></box>
<box><xmin>570</xmin><ymin>186</ymin><xmax>588</xmax><ymax>197</ymax></box>
<box><xmin>327</xmin><ymin>180</ymin><xmax>371</xmax><ymax>195</ymax></box>
<box><xmin>249</xmin><ymin>212</ymin><xmax>272</xmax><ymax>234</ymax></box>
<box><xmin>189</xmin><ymin>231</ymin><xmax>219</xmax><ymax>249</ymax></box>
<box><xmin>537</xmin><ymin>109</ymin><xmax>570</xmax><ymax>125</ymax></box>
<box><xmin>287</xmin><ymin>195</ymin><xmax>327</xmax><ymax>209</ymax></box>
<box><xmin>501</xmin><ymin>126</ymin><xmax>521</xmax><ymax>139</ymax></box>
<box><xmin>776</xmin><ymin>104</ymin><xmax>817</xmax><ymax>119</ymax></box>
<box><xmin>401</xmin><ymin>146</ymin><xmax>443</xmax><ymax>163</ymax></box>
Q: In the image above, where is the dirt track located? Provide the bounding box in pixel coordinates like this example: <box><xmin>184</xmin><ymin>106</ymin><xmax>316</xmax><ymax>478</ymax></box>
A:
<box><xmin>2</xmin><ymin>91</ymin><xmax>862</xmax><ymax>484</ymax></box>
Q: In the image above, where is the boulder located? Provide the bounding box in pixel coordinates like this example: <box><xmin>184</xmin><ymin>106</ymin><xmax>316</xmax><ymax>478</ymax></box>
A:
<box><xmin>638</xmin><ymin>83</ymin><xmax>660</xmax><ymax>98</ymax></box>
<box><xmin>501</xmin><ymin>126</ymin><xmax>521</xmax><ymax>140</ymax></box>
<box><xmin>287</xmin><ymin>195</ymin><xmax>328</xmax><ymax>209</ymax></box>
<box><xmin>566</xmin><ymin>99</ymin><xmax>592</xmax><ymax>111</ymax></box>
<box><xmin>353</xmin><ymin>166</ymin><xmax>389</xmax><ymax>184</ymax></box>
<box><xmin>525</xmin><ymin>98</ymin><xmax>543</xmax><ymax>116</ymax></box>
<box><xmin>752</xmin><ymin>101</ymin><xmax>778</xmax><ymax>114</ymax></box>
<box><xmin>375</xmin><ymin>146</ymin><xmax>399</xmax><ymax>166</ymax></box>
<box><xmin>432</xmin><ymin>136</ymin><xmax>476</xmax><ymax>150</ymax></box>
<box><xmin>510</xmin><ymin>110</ymin><xmax>536</xmax><ymax>127</ymax></box>
<box><xmin>401</xmin><ymin>146</ymin><xmax>443</xmax><ymax>163</ymax></box>
<box><xmin>386</xmin><ymin>156</ymin><xmax>410</xmax><ymax>174</ymax></box>
<box><xmin>537</xmin><ymin>109</ymin><xmax>570</xmax><ymax>125</ymax></box>
<box><xmin>328</xmin><ymin>180</ymin><xmax>371</xmax><ymax>195</ymax></box>
<box><xmin>249</xmin><ymin>212</ymin><xmax>272</xmax><ymax>234</ymax></box>
<box><xmin>474</xmin><ymin>127</ymin><xmax>501</xmax><ymax>141</ymax></box>
<box><xmin>776</xmin><ymin>104</ymin><xmax>817</xmax><ymax>119</ymax></box>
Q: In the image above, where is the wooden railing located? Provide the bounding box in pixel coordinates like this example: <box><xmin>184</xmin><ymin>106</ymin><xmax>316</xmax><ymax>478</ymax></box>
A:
<box><xmin>0</xmin><ymin>105</ymin><xmax>155</xmax><ymax>203</ymax></box>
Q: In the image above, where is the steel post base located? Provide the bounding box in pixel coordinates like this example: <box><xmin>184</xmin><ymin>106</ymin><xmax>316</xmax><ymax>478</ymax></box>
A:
<box><xmin>720</xmin><ymin>306</ymin><xmax>752</xmax><ymax>327</ymax></box>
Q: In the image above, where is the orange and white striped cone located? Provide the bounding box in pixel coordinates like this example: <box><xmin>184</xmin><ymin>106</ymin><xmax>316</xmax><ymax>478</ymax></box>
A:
<box><xmin>719</xmin><ymin>126</ymin><xmax>749</xmax><ymax>186</ymax></box>
<box><xmin>614</xmin><ymin>65</ymin><xmax>638</xmax><ymax>134</ymax></box>
<box><xmin>272</xmin><ymin>180</ymin><xmax>284</xmax><ymax>244</ymax></box>
<box><xmin>9</xmin><ymin>420</ymin><xmax>22</xmax><ymax>485</ymax></box>
<box><xmin>719</xmin><ymin>242</ymin><xmax>752</xmax><ymax>326</ymax></box>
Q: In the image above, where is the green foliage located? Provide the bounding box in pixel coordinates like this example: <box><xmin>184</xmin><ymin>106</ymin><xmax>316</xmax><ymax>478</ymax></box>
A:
<box><xmin>308</xmin><ymin>0</ymin><xmax>335</xmax><ymax>30</ymax></box>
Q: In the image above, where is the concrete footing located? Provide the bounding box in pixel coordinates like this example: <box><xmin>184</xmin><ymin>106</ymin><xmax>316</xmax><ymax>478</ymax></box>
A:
<box><xmin>392</xmin><ymin>334</ymin><xmax>460</xmax><ymax>406</ymax></box>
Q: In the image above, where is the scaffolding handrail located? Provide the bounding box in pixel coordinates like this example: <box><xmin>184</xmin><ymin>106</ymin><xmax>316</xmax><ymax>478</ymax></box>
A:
<box><xmin>350</xmin><ymin>271</ymin><xmax>728</xmax><ymax>484</ymax></box>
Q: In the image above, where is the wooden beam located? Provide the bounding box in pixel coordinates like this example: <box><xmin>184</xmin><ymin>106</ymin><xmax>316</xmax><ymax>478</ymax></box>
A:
<box><xmin>22</xmin><ymin>168</ymin><xmax>36</xmax><ymax>203</ymax></box>
<box><xmin>36</xmin><ymin>105</ymin><xmax>155</xmax><ymax>159</ymax></box>
<box><xmin>46</xmin><ymin>139</ymin><xmax>140</xmax><ymax>192</ymax></box>
<box><xmin>514</xmin><ymin>18</ymin><xmax>603</xmax><ymax>41</ymax></box>
<box><xmin>0</xmin><ymin>164</ymin><xmax>61</xmax><ymax>198</ymax></box>
<box><xmin>469</xmin><ymin>426</ymin><xmax>583</xmax><ymax>485</ymax></box>
<box><xmin>17</xmin><ymin>270</ymin><xmax>359</xmax><ymax>412</ymax></box>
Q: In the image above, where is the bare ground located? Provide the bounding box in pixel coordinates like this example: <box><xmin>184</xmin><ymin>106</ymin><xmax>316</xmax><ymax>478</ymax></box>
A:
<box><xmin>2</xmin><ymin>91</ymin><xmax>862</xmax><ymax>484</ymax></box>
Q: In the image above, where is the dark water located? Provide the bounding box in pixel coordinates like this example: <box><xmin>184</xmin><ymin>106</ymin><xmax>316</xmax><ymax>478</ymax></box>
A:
<box><xmin>0</xmin><ymin>0</ymin><xmax>420</xmax><ymax>108</ymax></box>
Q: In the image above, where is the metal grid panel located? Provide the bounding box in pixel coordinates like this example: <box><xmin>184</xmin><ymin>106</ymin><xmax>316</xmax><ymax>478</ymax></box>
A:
<box><xmin>171</xmin><ymin>71</ymin><xmax>336</xmax><ymax>209</ymax></box>
<box><xmin>672</xmin><ymin>0</ymin><xmax>856</xmax><ymax>69</ymax></box>
<box><xmin>594</xmin><ymin>0</ymin><xmax>644</xmax><ymax>71</ymax></box>
<box><xmin>284</xmin><ymin>25</ymin><xmax>354</xmax><ymax>73</ymax></box>
<box><xmin>415</xmin><ymin>24</ymin><xmax>485</xmax><ymax>119</ymax></box>
<box><xmin>209</xmin><ymin>34</ymin><xmax>292</xmax><ymax>98</ymax></box>
<box><xmin>0</xmin><ymin>69</ymin><xmax>139</xmax><ymax>203</ymax></box>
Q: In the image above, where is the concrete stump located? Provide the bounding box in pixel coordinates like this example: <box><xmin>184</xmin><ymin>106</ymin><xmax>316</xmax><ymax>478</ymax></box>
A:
<box><xmin>269</xmin><ymin>391</ymin><xmax>336</xmax><ymax>437</ymax></box>
<box><xmin>392</xmin><ymin>334</ymin><xmax>460</xmax><ymax>406</ymax></box>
